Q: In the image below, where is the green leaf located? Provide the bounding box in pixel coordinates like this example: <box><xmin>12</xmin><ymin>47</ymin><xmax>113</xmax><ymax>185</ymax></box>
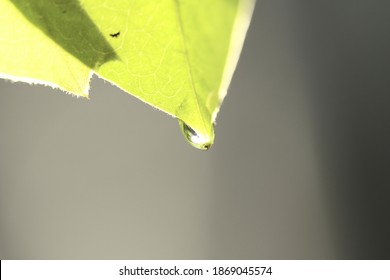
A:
<box><xmin>0</xmin><ymin>0</ymin><xmax>254</xmax><ymax>149</ymax></box>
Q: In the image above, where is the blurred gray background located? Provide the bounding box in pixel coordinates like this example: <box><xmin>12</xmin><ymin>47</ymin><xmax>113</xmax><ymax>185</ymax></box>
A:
<box><xmin>1</xmin><ymin>1</ymin><xmax>390</xmax><ymax>259</ymax></box>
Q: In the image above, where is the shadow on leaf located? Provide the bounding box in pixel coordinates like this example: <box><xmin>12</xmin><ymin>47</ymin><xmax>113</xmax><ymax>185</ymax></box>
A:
<box><xmin>10</xmin><ymin>0</ymin><xmax>118</xmax><ymax>69</ymax></box>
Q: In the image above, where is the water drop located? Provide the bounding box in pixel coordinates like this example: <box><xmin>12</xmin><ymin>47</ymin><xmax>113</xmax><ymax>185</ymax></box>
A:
<box><xmin>178</xmin><ymin>120</ymin><xmax>211</xmax><ymax>150</ymax></box>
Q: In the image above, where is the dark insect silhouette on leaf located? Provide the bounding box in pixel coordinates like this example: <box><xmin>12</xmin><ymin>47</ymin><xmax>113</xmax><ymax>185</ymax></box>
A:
<box><xmin>110</xmin><ymin>31</ymin><xmax>120</xmax><ymax>38</ymax></box>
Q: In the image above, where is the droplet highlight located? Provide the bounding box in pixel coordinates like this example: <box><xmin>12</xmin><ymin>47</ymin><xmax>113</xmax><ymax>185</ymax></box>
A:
<box><xmin>178</xmin><ymin>120</ymin><xmax>211</xmax><ymax>150</ymax></box>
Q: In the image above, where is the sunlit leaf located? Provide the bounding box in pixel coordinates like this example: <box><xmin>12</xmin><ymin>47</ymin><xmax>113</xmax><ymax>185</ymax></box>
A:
<box><xmin>0</xmin><ymin>0</ymin><xmax>254</xmax><ymax>149</ymax></box>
